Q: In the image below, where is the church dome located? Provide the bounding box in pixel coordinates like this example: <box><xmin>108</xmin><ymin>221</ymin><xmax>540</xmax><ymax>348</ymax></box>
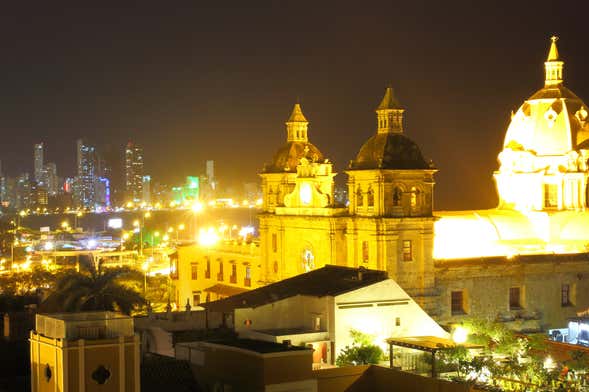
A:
<box><xmin>349</xmin><ymin>87</ymin><xmax>431</xmax><ymax>170</ymax></box>
<box><xmin>350</xmin><ymin>133</ymin><xmax>428</xmax><ymax>170</ymax></box>
<box><xmin>263</xmin><ymin>103</ymin><xmax>326</xmax><ymax>173</ymax></box>
<box><xmin>264</xmin><ymin>141</ymin><xmax>324</xmax><ymax>173</ymax></box>
<box><xmin>502</xmin><ymin>38</ymin><xmax>589</xmax><ymax>156</ymax></box>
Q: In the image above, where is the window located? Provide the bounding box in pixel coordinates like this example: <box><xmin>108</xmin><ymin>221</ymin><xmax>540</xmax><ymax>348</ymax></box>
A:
<box><xmin>402</xmin><ymin>240</ymin><xmax>412</xmax><ymax>261</ymax></box>
<box><xmin>395</xmin><ymin>317</ymin><xmax>401</xmax><ymax>327</ymax></box>
<box><xmin>244</xmin><ymin>266</ymin><xmax>252</xmax><ymax>287</ymax></box>
<box><xmin>356</xmin><ymin>187</ymin><xmax>363</xmax><ymax>207</ymax></box>
<box><xmin>393</xmin><ymin>187</ymin><xmax>402</xmax><ymax>207</ymax></box>
<box><xmin>272</xmin><ymin>233</ymin><xmax>277</xmax><ymax>253</ymax></box>
<box><xmin>192</xmin><ymin>293</ymin><xmax>200</xmax><ymax>306</ymax></box>
<box><xmin>230</xmin><ymin>263</ymin><xmax>237</xmax><ymax>283</ymax></box>
<box><xmin>362</xmin><ymin>241</ymin><xmax>369</xmax><ymax>263</ymax></box>
<box><xmin>205</xmin><ymin>257</ymin><xmax>211</xmax><ymax>279</ymax></box>
<box><xmin>367</xmin><ymin>187</ymin><xmax>374</xmax><ymax>207</ymax></box>
<box><xmin>314</xmin><ymin>317</ymin><xmax>321</xmax><ymax>331</ymax></box>
<box><xmin>273</xmin><ymin>261</ymin><xmax>278</xmax><ymax>274</ymax></box>
<box><xmin>410</xmin><ymin>186</ymin><xmax>419</xmax><ymax>209</ymax></box>
<box><xmin>562</xmin><ymin>284</ymin><xmax>572</xmax><ymax>306</ymax></box>
<box><xmin>451</xmin><ymin>291</ymin><xmax>465</xmax><ymax>315</ymax></box>
<box><xmin>217</xmin><ymin>260</ymin><xmax>224</xmax><ymax>281</ymax></box>
<box><xmin>544</xmin><ymin>183</ymin><xmax>558</xmax><ymax>208</ymax></box>
<box><xmin>509</xmin><ymin>287</ymin><xmax>522</xmax><ymax>310</ymax></box>
<box><xmin>191</xmin><ymin>263</ymin><xmax>198</xmax><ymax>280</ymax></box>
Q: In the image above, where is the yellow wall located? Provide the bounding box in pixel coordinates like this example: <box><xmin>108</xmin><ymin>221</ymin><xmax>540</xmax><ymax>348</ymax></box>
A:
<box><xmin>30</xmin><ymin>332</ymin><xmax>140</xmax><ymax>392</ymax></box>
<box><xmin>176</xmin><ymin>241</ymin><xmax>261</xmax><ymax>307</ymax></box>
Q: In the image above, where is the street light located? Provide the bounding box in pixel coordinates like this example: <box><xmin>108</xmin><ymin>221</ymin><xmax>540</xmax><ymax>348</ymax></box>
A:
<box><xmin>133</xmin><ymin>212</ymin><xmax>151</xmax><ymax>257</ymax></box>
<box><xmin>142</xmin><ymin>260</ymin><xmax>150</xmax><ymax>296</ymax></box>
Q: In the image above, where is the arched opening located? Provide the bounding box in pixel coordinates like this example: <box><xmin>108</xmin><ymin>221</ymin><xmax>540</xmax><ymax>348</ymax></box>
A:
<box><xmin>393</xmin><ymin>187</ymin><xmax>402</xmax><ymax>207</ymax></box>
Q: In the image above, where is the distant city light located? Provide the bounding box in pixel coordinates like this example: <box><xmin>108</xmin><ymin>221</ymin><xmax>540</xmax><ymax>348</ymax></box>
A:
<box><xmin>108</xmin><ymin>218</ymin><xmax>123</xmax><ymax>229</ymax></box>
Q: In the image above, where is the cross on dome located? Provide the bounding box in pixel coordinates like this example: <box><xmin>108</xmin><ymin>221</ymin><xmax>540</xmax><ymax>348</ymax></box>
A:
<box><xmin>545</xmin><ymin>36</ymin><xmax>563</xmax><ymax>86</ymax></box>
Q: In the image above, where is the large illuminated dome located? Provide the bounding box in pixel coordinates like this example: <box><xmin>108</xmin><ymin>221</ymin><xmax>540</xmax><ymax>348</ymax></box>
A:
<box><xmin>263</xmin><ymin>104</ymin><xmax>325</xmax><ymax>173</ymax></box>
<box><xmin>494</xmin><ymin>37</ymin><xmax>589</xmax><ymax>211</ymax></box>
<box><xmin>435</xmin><ymin>38</ymin><xmax>589</xmax><ymax>260</ymax></box>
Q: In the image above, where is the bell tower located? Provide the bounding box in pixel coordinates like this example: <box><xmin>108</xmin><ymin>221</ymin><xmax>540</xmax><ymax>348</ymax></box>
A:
<box><xmin>345</xmin><ymin>87</ymin><xmax>438</xmax><ymax>313</ymax></box>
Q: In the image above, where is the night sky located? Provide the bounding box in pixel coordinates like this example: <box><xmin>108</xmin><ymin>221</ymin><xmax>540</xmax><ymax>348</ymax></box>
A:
<box><xmin>1</xmin><ymin>2</ymin><xmax>588</xmax><ymax>209</ymax></box>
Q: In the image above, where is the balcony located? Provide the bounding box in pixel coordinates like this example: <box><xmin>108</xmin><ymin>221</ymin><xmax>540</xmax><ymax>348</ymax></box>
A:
<box><xmin>217</xmin><ymin>272</ymin><xmax>224</xmax><ymax>282</ymax></box>
<box><xmin>244</xmin><ymin>277</ymin><xmax>251</xmax><ymax>287</ymax></box>
<box><xmin>205</xmin><ymin>270</ymin><xmax>211</xmax><ymax>279</ymax></box>
<box><xmin>230</xmin><ymin>274</ymin><xmax>237</xmax><ymax>284</ymax></box>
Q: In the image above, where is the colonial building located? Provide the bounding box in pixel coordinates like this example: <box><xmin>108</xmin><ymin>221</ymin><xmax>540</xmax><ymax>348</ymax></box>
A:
<box><xmin>177</xmin><ymin>37</ymin><xmax>589</xmax><ymax>332</ymax></box>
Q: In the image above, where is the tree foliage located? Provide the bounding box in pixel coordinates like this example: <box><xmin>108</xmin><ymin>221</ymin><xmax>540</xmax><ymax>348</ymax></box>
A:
<box><xmin>40</xmin><ymin>256</ymin><xmax>145</xmax><ymax>315</ymax></box>
<box><xmin>336</xmin><ymin>329</ymin><xmax>383</xmax><ymax>366</ymax></box>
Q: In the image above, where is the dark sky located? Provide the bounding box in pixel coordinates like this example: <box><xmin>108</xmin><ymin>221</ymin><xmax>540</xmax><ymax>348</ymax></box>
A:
<box><xmin>1</xmin><ymin>2</ymin><xmax>588</xmax><ymax>209</ymax></box>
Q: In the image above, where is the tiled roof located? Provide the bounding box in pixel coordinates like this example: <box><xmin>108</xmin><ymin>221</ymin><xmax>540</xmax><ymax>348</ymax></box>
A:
<box><xmin>203</xmin><ymin>265</ymin><xmax>387</xmax><ymax>312</ymax></box>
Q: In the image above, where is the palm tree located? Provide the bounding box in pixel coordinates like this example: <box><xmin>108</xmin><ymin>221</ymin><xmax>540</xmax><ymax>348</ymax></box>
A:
<box><xmin>40</xmin><ymin>255</ymin><xmax>145</xmax><ymax>315</ymax></box>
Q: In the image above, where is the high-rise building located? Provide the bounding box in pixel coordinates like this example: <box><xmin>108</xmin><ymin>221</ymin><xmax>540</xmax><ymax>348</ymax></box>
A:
<box><xmin>125</xmin><ymin>141</ymin><xmax>144</xmax><ymax>202</ymax></box>
<box><xmin>45</xmin><ymin>162</ymin><xmax>58</xmax><ymax>196</ymax></box>
<box><xmin>142</xmin><ymin>175</ymin><xmax>151</xmax><ymax>203</ymax></box>
<box><xmin>0</xmin><ymin>160</ymin><xmax>6</xmax><ymax>206</ymax></box>
<box><xmin>15</xmin><ymin>173</ymin><xmax>32</xmax><ymax>210</ymax></box>
<box><xmin>75</xmin><ymin>139</ymin><xmax>96</xmax><ymax>209</ymax></box>
<box><xmin>34</xmin><ymin>143</ymin><xmax>45</xmax><ymax>185</ymax></box>
<box><xmin>206</xmin><ymin>160</ymin><xmax>215</xmax><ymax>189</ymax></box>
<box><xmin>95</xmin><ymin>177</ymin><xmax>111</xmax><ymax>208</ymax></box>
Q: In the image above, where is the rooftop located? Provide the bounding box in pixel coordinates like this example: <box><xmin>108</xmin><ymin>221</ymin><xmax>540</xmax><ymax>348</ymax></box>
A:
<box><xmin>203</xmin><ymin>265</ymin><xmax>388</xmax><ymax>312</ymax></box>
<box><xmin>180</xmin><ymin>338</ymin><xmax>310</xmax><ymax>354</ymax></box>
<box><xmin>35</xmin><ymin>311</ymin><xmax>134</xmax><ymax>340</ymax></box>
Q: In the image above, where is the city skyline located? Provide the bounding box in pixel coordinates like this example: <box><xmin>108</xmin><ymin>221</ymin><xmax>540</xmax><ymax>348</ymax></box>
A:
<box><xmin>0</xmin><ymin>3</ymin><xmax>588</xmax><ymax>209</ymax></box>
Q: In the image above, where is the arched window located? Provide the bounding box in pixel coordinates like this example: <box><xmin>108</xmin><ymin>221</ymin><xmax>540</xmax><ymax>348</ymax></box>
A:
<box><xmin>410</xmin><ymin>186</ymin><xmax>419</xmax><ymax>209</ymax></box>
<box><xmin>367</xmin><ymin>187</ymin><xmax>374</xmax><ymax>207</ymax></box>
<box><xmin>356</xmin><ymin>186</ymin><xmax>363</xmax><ymax>207</ymax></box>
<box><xmin>393</xmin><ymin>187</ymin><xmax>402</xmax><ymax>207</ymax></box>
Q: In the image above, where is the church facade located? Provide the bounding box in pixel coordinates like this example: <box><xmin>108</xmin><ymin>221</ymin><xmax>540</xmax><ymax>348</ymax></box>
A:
<box><xmin>258</xmin><ymin>37</ymin><xmax>589</xmax><ymax>330</ymax></box>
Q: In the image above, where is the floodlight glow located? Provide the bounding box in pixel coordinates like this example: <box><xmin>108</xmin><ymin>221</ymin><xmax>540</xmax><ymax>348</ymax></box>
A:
<box><xmin>44</xmin><ymin>242</ymin><xmax>54</xmax><ymax>251</ymax></box>
<box><xmin>452</xmin><ymin>326</ymin><xmax>468</xmax><ymax>344</ymax></box>
<box><xmin>87</xmin><ymin>239</ymin><xmax>97</xmax><ymax>249</ymax></box>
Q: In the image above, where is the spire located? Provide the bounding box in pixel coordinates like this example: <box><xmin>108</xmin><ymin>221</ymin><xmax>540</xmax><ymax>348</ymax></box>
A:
<box><xmin>545</xmin><ymin>36</ymin><xmax>564</xmax><ymax>87</ymax></box>
<box><xmin>547</xmin><ymin>36</ymin><xmax>559</xmax><ymax>61</ymax></box>
<box><xmin>375</xmin><ymin>86</ymin><xmax>404</xmax><ymax>134</ymax></box>
<box><xmin>286</xmin><ymin>103</ymin><xmax>309</xmax><ymax>142</ymax></box>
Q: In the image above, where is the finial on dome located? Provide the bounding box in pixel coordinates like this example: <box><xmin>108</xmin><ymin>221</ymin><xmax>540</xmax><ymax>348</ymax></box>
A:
<box><xmin>287</xmin><ymin>103</ymin><xmax>308</xmax><ymax>123</ymax></box>
<box><xmin>547</xmin><ymin>36</ymin><xmax>559</xmax><ymax>61</ymax></box>
<box><xmin>377</xmin><ymin>86</ymin><xmax>402</xmax><ymax>110</ymax></box>
<box><xmin>545</xmin><ymin>36</ymin><xmax>564</xmax><ymax>87</ymax></box>
<box><xmin>286</xmin><ymin>103</ymin><xmax>309</xmax><ymax>142</ymax></box>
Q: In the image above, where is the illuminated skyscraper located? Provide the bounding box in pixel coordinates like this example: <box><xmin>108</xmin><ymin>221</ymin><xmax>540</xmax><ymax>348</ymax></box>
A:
<box><xmin>125</xmin><ymin>141</ymin><xmax>144</xmax><ymax>202</ymax></box>
<box><xmin>33</xmin><ymin>143</ymin><xmax>44</xmax><ymax>185</ymax></box>
<box><xmin>75</xmin><ymin>139</ymin><xmax>96</xmax><ymax>208</ymax></box>
<box><xmin>45</xmin><ymin>162</ymin><xmax>58</xmax><ymax>196</ymax></box>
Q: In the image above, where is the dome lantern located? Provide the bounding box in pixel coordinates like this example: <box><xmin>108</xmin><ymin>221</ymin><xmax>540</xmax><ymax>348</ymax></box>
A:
<box><xmin>286</xmin><ymin>103</ymin><xmax>309</xmax><ymax>143</ymax></box>
<box><xmin>545</xmin><ymin>36</ymin><xmax>564</xmax><ymax>87</ymax></box>
<box><xmin>376</xmin><ymin>87</ymin><xmax>404</xmax><ymax>134</ymax></box>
